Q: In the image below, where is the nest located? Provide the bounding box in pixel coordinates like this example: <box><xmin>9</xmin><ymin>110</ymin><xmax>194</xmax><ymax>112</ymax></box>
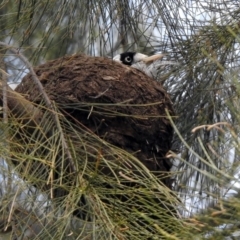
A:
<box><xmin>15</xmin><ymin>54</ymin><xmax>174</xmax><ymax>188</ymax></box>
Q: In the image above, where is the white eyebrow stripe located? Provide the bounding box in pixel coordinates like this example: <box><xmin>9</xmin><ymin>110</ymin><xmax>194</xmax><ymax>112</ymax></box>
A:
<box><xmin>113</xmin><ymin>54</ymin><xmax>121</xmax><ymax>62</ymax></box>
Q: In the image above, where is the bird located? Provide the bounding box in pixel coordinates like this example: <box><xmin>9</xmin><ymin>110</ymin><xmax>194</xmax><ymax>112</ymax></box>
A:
<box><xmin>113</xmin><ymin>51</ymin><xmax>178</xmax><ymax>80</ymax></box>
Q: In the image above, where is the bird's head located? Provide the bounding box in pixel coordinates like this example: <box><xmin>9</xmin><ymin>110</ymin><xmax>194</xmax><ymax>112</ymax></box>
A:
<box><xmin>113</xmin><ymin>52</ymin><xmax>165</xmax><ymax>66</ymax></box>
<box><xmin>113</xmin><ymin>52</ymin><xmax>149</xmax><ymax>65</ymax></box>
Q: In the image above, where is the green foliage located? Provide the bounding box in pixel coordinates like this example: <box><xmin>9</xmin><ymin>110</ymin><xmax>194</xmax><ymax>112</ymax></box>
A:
<box><xmin>1</xmin><ymin>0</ymin><xmax>240</xmax><ymax>239</ymax></box>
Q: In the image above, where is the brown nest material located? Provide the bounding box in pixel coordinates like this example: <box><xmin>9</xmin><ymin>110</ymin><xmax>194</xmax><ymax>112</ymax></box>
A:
<box><xmin>15</xmin><ymin>54</ymin><xmax>174</xmax><ymax>188</ymax></box>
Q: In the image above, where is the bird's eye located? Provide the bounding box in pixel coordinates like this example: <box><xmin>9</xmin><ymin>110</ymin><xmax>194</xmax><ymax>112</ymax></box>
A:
<box><xmin>125</xmin><ymin>56</ymin><xmax>132</xmax><ymax>63</ymax></box>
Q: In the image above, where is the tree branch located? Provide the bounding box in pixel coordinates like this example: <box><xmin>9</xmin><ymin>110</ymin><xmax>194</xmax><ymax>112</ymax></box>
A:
<box><xmin>0</xmin><ymin>41</ymin><xmax>76</xmax><ymax>173</ymax></box>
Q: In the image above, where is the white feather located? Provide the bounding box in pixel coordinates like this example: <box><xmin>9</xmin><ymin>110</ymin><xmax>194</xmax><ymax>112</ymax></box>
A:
<box><xmin>132</xmin><ymin>60</ymin><xmax>179</xmax><ymax>79</ymax></box>
<box><xmin>113</xmin><ymin>54</ymin><xmax>121</xmax><ymax>62</ymax></box>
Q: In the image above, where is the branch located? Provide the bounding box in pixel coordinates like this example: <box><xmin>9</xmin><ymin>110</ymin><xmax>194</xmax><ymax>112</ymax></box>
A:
<box><xmin>0</xmin><ymin>41</ymin><xmax>76</xmax><ymax>173</ymax></box>
<box><xmin>0</xmin><ymin>41</ymin><xmax>76</xmax><ymax>172</ymax></box>
<box><xmin>0</xmin><ymin>82</ymin><xmax>44</xmax><ymax>127</ymax></box>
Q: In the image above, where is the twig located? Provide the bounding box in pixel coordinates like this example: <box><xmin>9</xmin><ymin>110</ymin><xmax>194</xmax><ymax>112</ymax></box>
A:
<box><xmin>119</xmin><ymin>171</ymin><xmax>137</xmax><ymax>182</ymax></box>
<box><xmin>90</xmin><ymin>85</ymin><xmax>111</xmax><ymax>99</ymax></box>
<box><xmin>0</xmin><ymin>61</ymin><xmax>8</xmax><ymax>124</ymax></box>
<box><xmin>191</xmin><ymin>122</ymin><xmax>231</xmax><ymax>133</ymax></box>
<box><xmin>0</xmin><ymin>48</ymin><xmax>13</xmax><ymax>228</ymax></box>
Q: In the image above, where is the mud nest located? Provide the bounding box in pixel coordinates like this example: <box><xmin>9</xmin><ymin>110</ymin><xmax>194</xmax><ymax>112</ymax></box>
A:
<box><xmin>15</xmin><ymin>54</ymin><xmax>174</xmax><ymax>188</ymax></box>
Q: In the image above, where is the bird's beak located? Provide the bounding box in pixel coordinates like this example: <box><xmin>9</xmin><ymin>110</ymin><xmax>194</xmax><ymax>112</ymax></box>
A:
<box><xmin>142</xmin><ymin>54</ymin><xmax>165</xmax><ymax>65</ymax></box>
